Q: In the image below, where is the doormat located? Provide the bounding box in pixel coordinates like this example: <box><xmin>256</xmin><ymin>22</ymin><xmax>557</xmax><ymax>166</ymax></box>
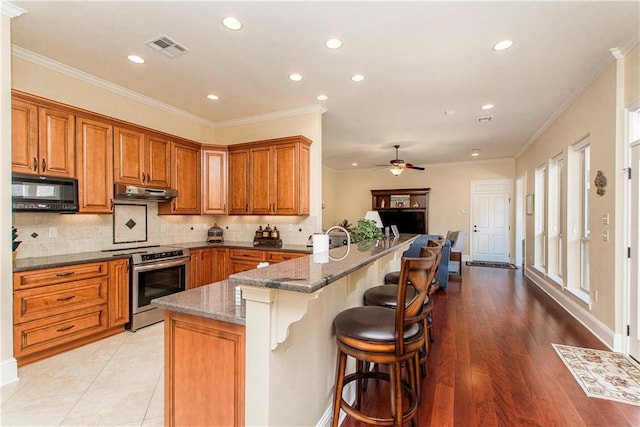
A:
<box><xmin>552</xmin><ymin>344</ymin><xmax>640</xmax><ymax>406</ymax></box>
<box><xmin>465</xmin><ymin>261</ymin><xmax>516</xmax><ymax>269</ymax></box>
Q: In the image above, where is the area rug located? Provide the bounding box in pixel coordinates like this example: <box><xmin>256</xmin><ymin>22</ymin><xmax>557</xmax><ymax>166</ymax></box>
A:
<box><xmin>465</xmin><ymin>261</ymin><xmax>517</xmax><ymax>269</ymax></box>
<box><xmin>552</xmin><ymin>344</ymin><xmax>640</xmax><ymax>406</ymax></box>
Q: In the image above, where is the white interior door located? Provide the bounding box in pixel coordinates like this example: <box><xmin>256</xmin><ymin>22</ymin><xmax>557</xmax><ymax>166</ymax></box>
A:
<box><xmin>471</xmin><ymin>180</ymin><xmax>511</xmax><ymax>263</ymax></box>
<box><xmin>629</xmin><ymin>141</ymin><xmax>640</xmax><ymax>360</ymax></box>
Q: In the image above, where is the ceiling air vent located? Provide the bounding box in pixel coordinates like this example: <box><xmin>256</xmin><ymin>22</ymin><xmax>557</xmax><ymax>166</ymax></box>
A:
<box><xmin>477</xmin><ymin>116</ymin><xmax>493</xmax><ymax>123</ymax></box>
<box><xmin>145</xmin><ymin>35</ymin><xmax>190</xmax><ymax>58</ymax></box>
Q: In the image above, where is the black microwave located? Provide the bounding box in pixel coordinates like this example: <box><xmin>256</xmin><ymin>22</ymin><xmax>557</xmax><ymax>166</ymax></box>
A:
<box><xmin>12</xmin><ymin>173</ymin><xmax>79</xmax><ymax>212</ymax></box>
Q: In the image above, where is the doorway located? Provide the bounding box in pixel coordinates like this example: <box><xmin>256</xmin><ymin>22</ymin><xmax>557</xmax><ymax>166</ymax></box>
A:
<box><xmin>628</xmin><ymin>134</ymin><xmax>640</xmax><ymax>360</ymax></box>
<box><xmin>515</xmin><ymin>174</ymin><xmax>526</xmax><ymax>268</ymax></box>
<box><xmin>470</xmin><ymin>179</ymin><xmax>512</xmax><ymax>263</ymax></box>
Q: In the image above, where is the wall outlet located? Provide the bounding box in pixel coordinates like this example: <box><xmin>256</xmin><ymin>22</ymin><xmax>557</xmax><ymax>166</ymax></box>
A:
<box><xmin>48</xmin><ymin>227</ymin><xmax>57</xmax><ymax>238</ymax></box>
<box><xmin>160</xmin><ymin>224</ymin><xmax>168</xmax><ymax>233</ymax></box>
<box><xmin>591</xmin><ymin>290</ymin><xmax>598</xmax><ymax>302</ymax></box>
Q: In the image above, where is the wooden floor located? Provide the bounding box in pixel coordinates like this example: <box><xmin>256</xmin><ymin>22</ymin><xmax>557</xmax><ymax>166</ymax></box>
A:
<box><xmin>341</xmin><ymin>266</ymin><xmax>640</xmax><ymax>426</ymax></box>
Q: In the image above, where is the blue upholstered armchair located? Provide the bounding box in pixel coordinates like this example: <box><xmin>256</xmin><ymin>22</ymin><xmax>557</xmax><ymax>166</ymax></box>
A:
<box><xmin>402</xmin><ymin>234</ymin><xmax>451</xmax><ymax>289</ymax></box>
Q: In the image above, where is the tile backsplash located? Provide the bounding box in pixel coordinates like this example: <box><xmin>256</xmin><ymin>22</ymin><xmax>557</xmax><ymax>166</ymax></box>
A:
<box><xmin>12</xmin><ymin>203</ymin><xmax>319</xmax><ymax>259</ymax></box>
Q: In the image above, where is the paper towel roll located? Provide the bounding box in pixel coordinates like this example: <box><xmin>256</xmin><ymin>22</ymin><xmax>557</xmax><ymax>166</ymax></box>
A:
<box><xmin>313</xmin><ymin>251</ymin><xmax>329</xmax><ymax>264</ymax></box>
<box><xmin>312</xmin><ymin>233</ymin><xmax>329</xmax><ymax>254</ymax></box>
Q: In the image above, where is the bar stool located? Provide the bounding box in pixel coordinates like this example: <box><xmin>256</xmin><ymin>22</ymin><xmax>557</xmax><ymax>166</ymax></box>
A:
<box><xmin>375</xmin><ymin>240</ymin><xmax>443</xmax><ymax>367</ymax></box>
<box><xmin>331</xmin><ymin>252</ymin><xmax>437</xmax><ymax>427</ymax></box>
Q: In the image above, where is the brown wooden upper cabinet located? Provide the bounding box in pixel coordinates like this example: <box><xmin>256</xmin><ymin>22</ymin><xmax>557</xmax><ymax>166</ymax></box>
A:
<box><xmin>227</xmin><ymin>135</ymin><xmax>311</xmax><ymax>216</ymax></box>
<box><xmin>202</xmin><ymin>148</ymin><xmax>228</xmax><ymax>215</ymax></box>
<box><xmin>113</xmin><ymin>126</ymin><xmax>171</xmax><ymax>189</ymax></box>
<box><xmin>12</xmin><ymin>97</ymin><xmax>76</xmax><ymax>178</ymax></box>
<box><xmin>76</xmin><ymin>116</ymin><xmax>114</xmax><ymax>214</ymax></box>
<box><xmin>158</xmin><ymin>141</ymin><xmax>201</xmax><ymax>215</ymax></box>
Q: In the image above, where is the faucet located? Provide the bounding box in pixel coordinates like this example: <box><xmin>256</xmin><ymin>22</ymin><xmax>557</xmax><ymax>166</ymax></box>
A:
<box><xmin>324</xmin><ymin>226</ymin><xmax>351</xmax><ymax>261</ymax></box>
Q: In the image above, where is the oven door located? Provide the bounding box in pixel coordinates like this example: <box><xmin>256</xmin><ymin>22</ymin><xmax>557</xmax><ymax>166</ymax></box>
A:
<box><xmin>131</xmin><ymin>257</ymin><xmax>189</xmax><ymax>314</ymax></box>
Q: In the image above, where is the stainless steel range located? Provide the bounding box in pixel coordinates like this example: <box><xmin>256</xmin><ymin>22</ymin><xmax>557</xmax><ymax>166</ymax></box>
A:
<box><xmin>105</xmin><ymin>245</ymin><xmax>189</xmax><ymax>331</ymax></box>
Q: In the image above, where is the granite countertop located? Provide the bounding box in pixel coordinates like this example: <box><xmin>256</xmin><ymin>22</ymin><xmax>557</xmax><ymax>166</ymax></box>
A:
<box><xmin>13</xmin><ymin>240</ymin><xmax>312</xmax><ymax>272</ymax></box>
<box><xmin>152</xmin><ymin>280</ymin><xmax>245</xmax><ymax>325</ymax></box>
<box><xmin>227</xmin><ymin>235</ymin><xmax>417</xmax><ymax>293</ymax></box>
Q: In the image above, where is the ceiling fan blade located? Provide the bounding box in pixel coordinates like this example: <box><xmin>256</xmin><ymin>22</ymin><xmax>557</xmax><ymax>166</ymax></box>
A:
<box><xmin>406</xmin><ymin>164</ymin><xmax>425</xmax><ymax>171</ymax></box>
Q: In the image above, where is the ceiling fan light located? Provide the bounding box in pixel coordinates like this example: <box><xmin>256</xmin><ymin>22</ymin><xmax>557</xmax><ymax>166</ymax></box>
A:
<box><xmin>389</xmin><ymin>166</ymin><xmax>404</xmax><ymax>176</ymax></box>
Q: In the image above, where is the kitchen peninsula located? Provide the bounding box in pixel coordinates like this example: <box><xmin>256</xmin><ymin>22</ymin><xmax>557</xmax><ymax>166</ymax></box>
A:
<box><xmin>153</xmin><ymin>234</ymin><xmax>417</xmax><ymax>426</ymax></box>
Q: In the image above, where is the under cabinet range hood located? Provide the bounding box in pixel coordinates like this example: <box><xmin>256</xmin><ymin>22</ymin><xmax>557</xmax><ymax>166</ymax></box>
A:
<box><xmin>114</xmin><ymin>184</ymin><xmax>178</xmax><ymax>201</ymax></box>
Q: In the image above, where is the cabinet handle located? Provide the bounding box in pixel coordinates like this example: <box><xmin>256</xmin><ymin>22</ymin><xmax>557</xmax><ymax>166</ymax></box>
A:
<box><xmin>33</xmin><ymin>157</ymin><xmax>38</xmax><ymax>172</ymax></box>
<box><xmin>223</xmin><ymin>203</ymin><xmax>226</xmax><ymax>213</ymax></box>
<box><xmin>246</xmin><ymin>204</ymin><xmax>249</xmax><ymax>212</ymax></box>
<box><xmin>146</xmin><ymin>173</ymin><xmax>151</xmax><ymax>183</ymax></box>
<box><xmin>173</xmin><ymin>201</ymin><xmax>176</xmax><ymax>212</ymax></box>
<box><xmin>56</xmin><ymin>295</ymin><xmax>76</xmax><ymax>302</ymax></box>
<box><xmin>55</xmin><ymin>271</ymin><xmax>75</xmax><ymax>277</ymax></box>
<box><xmin>41</xmin><ymin>158</ymin><xmax>46</xmax><ymax>172</ymax></box>
<box><xmin>142</xmin><ymin>173</ymin><xmax>146</xmax><ymax>184</ymax></box>
<box><xmin>56</xmin><ymin>325</ymin><xmax>75</xmax><ymax>333</ymax></box>
<box><xmin>109</xmin><ymin>199</ymin><xmax>114</xmax><ymax>211</ymax></box>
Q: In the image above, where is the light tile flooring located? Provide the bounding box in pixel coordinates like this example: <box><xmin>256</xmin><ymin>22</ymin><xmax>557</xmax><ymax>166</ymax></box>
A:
<box><xmin>1</xmin><ymin>323</ymin><xmax>164</xmax><ymax>426</ymax></box>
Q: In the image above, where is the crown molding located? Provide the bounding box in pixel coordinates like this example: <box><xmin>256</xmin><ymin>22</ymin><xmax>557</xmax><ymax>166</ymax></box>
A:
<box><xmin>216</xmin><ymin>104</ymin><xmax>328</xmax><ymax>128</ymax></box>
<box><xmin>515</xmin><ymin>35</ymin><xmax>640</xmax><ymax>160</ymax></box>
<box><xmin>338</xmin><ymin>156</ymin><xmax>515</xmax><ymax>173</ymax></box>
<box><xmin>11</xmin><ymin>45</ymin><xmax>217</xmax><ymax>128</ymax></box>
<box><xmin>1</xmin><ymin>1</ymin><xmax>27</xmax><ymax>18</ymax></box>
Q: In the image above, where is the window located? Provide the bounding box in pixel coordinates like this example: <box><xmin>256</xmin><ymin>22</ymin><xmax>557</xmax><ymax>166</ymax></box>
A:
<box><xmin>567</xmin><ymin>138</ymin><xmax>590</xmax><ymax>296</ymax></box>
<box><xmin>534</xmin><ymin>165</ymin><xmax>546</xmax><ymax>272</ymax></box>
<box><xmin>547</xmin><ymin>154</ymin><xmax>564</xmax><ymax>283</ymax></box>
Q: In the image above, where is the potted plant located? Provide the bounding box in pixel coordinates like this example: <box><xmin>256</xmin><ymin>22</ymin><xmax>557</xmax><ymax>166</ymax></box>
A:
<box><xmin>12</xmin><ymin>226</ymin><xmax>21</xmax><ymax>261</ymax></box>
<box><xmin>337</xmin><ymin>219</ymin><xmax>353</xmax><ymax>232</ymax></box>
<box><xmin>349</xmin><ymin>219</ymin><xmax>382</xmax><ymax>243</ymax></box>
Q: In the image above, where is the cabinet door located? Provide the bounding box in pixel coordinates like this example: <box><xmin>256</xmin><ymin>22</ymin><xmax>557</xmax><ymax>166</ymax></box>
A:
<box><xmin>202</xmin><ymin>150</ymin><xmax>228</xmax><ymax>214</ymax></box>
<box><xmin>228</xmin><ymin>149</ymin><xmax>250</xmax><ymax>214</ymax></box>
<box><xmin>76</xmin><ymin>116</ymin><xmax>114</xmax><ymax>213</ymax></box>
<box><xmin>38</xmin><ymin>107</ymin><xmax>75</xmax><ymax>178</ymax></box>
<box><xmin>146</xmin><ymin>134</ymin><xmax>171</xmax><ymax>188</ymax></box>
<box><xmin>12</xmin><ymin>98</ymin><xmax>39</xmax><ymax>175</ymax></box>
<box><xmin>114</xmin><ymin>126</ymin><xmax>145</xmax><ymax>185</ymax></box>
<box><xmin>213</xmin><ymin>248</ymin><xmax>229</xmax><ymax>282</ymax></box>
<box><xmin>159</xmin><ymin>142</ymin><xmax>201</xmax><ymax>215</ymax></box>
<box><xmin>298</xmin><ymin>142</ymin><xmax>310</xmax><ymax>215</ymax></box>
<box><xmin>108</xmin><ymin>259</ymin><xmax>129</xmax><ymax>327</ymax></box>
<box><xmin>189</xmin><ymin>250</ymin><xmax>202</xmax><ymax>289</ymax></box>
<box><xmin>273</xmin><ymin>143</ymin><xmax>299</xmax><ymax>215</ymax></box>
<box><xmin>249</xmin><ymin>146</ymin><xmax>272</xmax><ymax>215</ymax></box>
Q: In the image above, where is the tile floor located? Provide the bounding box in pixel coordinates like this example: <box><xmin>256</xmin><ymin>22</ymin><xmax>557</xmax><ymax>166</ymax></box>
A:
<box><xmin>1</xmin><ymin>323</ymin><xmax>164</xmax><ymax>426</ymax></box>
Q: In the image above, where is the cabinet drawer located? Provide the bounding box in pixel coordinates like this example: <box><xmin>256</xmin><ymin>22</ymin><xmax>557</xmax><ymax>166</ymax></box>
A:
<box><xmin>14</xmin><ymin>277</ymin><xmax>108</xmax><ymax>324</ymax></box>
<box><xmin>14</xmin><ymin>305</ymin><xmax>108</xmax><ymax>358</ymax></box>
<box><xmin>266</xmin><ymin>251</ymin><xmax>306</xmax><ymax>263</ymax></box>
<box><xmin>230</xmin><ymin>260</ymin><xmax>261</xmax><ymax>274</ymax></box>
<box><xmin>229</xmin><ymin>249</ymin><xmax>266</xmax><ymax>262</ymax></box>
<box><xmin>14</xmin><ymin>262</ymin><xmax>108</xmax><ymax>290</ymax></box>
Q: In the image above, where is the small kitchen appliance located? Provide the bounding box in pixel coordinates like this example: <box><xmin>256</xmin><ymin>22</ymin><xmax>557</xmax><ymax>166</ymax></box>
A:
<box><xmin>207</xmin><ymin>223</ymin><xmax>224</xmax><ymax>243</ymax></box>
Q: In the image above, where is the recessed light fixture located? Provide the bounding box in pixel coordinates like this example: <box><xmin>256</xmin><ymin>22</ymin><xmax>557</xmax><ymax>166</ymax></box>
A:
<box><xmin>222</xmin><ymin>16</ymin><xmax>243</xmax><ymax>30</ymax></box>
<box><xmin>493</xmin><ymin>40</ymin><xmax>513</xmax><ymax>51</ymax></box>
<box><xmin>351</xmin><ymin>162</ymin><xmax>358</xmax><ymax>166</ymax></box>
<box><xmin>289</xmin><ymin>73</ymin><xmax>303</xmax><ymax>82</ymax></box>
<box><xmin>325</xmin><ymin>38</ymin><xmax>343</xmax><ymax>49</ymax></box>
<box><xmin>471</xmin><ymin>148</ymin><xmax>481</xmax><ymax>157</ymax></box>
<box><xmin>206</xmin><ymin>94</ymin><xmax>219</xmax><ymax>101</ymax></box>
<box><xmin>127</xmin><ymin>55</ymin><xmax>145</xmax><ymax>64</ymax></box>
<box><xmin>317</xmin><ymin>94</ymin><xmax>328</xmax><ymax>101</ymax></box>
<box><xmin>351</xmin><ymin>74</ymin><xmax>365</xmax><ymax>82</ymax></box>
<box><xmin>481</xmin><ymin>104</ymin><xmax>494</xmax><ymax>110</ymax></box>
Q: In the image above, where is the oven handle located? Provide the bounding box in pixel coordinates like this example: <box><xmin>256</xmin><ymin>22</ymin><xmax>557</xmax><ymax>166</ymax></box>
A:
<box><xmin>132</xmin><ymin>256</ymin><xmax>190</xmax><ymax>273</ymax></box>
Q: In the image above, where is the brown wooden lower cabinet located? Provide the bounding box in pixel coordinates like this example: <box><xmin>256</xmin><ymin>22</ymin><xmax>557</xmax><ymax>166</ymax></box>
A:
<box><xmin>164</xmin><ymin>310</ymin><xmax>245</xmax><ymax>427</ymax></box>
<box><xmin>13</xmin><ymin>259</ymin><xmax>129</xmax><ymax>366</ymax></box>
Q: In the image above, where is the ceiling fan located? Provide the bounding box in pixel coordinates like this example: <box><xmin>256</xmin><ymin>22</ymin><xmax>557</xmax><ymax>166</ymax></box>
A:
<box><xmin>377</xmin><ymin>145</ymin><xmax>425</xmax><ymax>176</ymax></box>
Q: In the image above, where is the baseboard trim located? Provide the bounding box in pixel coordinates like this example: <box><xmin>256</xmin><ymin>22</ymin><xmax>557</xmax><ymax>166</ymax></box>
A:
<box><xmin>1</xmin><ymin>357</ymin><xmax>18</xmax><ymax>387</ymax></box>
<box><xmin>524</xmin><ymin>267</ymin><xmax>615</xmax><ymax>349</ymax></box>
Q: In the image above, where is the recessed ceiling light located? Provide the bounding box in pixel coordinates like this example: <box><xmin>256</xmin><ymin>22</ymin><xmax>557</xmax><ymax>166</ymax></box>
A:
<box><xmin>325</xmin><ymin>38</ymin><xmax>343</xmax><ymax>49</ymax></box>
<box><xmin>206</xmin><ymin>94</ymin><xmax>219</xmax><ymax>101</ymax></box>
<box><xmin>351</xmin><ymin>162</ymin><xmax>358</xmax><ymax>166</ymax></box>
<box><xmin>481</xmin><ymin>104</ymin><xmax>494</xmax><ymax>110</ymax></box>
<box><xmin>127</xmin><ymin>55</ymin><xmax>145</xmax><ymax>64</ymax></box>
<box><xmin>351</xmin><ymin>74</ymin><xmax>365</xmax><ymax>82</ymax></box>
<box><xmin>222</xmin><ymin>17</ymin><xmax>243</xmax><ymax>30</ymax></box>
<box><xmin>493</xmin><ymin>40</ymin><xmax>513</xmax><ymax>51</ymax></box>
<box><xmin>317</xmin><ymin>94</ymin><xmax>328</xmax><ymax>101</ymax></box>
<box><xmin>471</xmin><ymin>148</ymin><xmax>481</xmax><ymax>157</ymax></box>
<box><xmin>289</xmin><ymin>73</ymin><xmax>303</xmax><ymax>82</ymax></box>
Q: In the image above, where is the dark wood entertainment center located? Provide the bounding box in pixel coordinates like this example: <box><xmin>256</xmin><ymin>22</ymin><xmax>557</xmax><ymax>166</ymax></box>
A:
<box><xmin>370</xmin><ymin>188</ymin><xmax>430</xmax><ymax>234</ymax></box>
